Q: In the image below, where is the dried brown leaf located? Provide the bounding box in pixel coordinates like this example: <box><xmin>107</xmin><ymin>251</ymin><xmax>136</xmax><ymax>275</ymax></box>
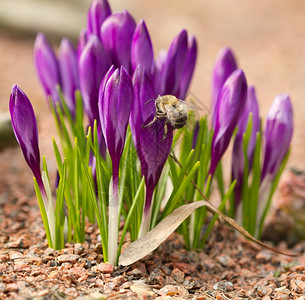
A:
<box><xmin>119</xmin><ymin>199</ymin><xmax>297</xmax><ymax>266</ymax></box>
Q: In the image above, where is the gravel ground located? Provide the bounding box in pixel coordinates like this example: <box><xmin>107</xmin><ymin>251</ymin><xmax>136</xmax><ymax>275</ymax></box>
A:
<box><xmin>0</xmin><ymin>146</ymin><xmax>305</xmax><ymax>299</ymax></box>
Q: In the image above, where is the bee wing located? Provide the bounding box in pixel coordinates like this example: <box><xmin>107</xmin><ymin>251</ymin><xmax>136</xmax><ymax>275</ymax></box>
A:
<box><xmin>164</xmin><ymin>103</ymin><xmax>180</xmax><ymax>118</ymax></box>
<box><xmin>185</xmin><ymin>93</ymin><xmax>210</xmax><ymax>115</ymax></box>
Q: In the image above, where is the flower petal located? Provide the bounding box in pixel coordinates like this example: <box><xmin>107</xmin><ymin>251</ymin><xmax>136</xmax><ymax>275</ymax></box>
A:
<box><xmin>79</xmin><ymin>35</ymin><xmax>111</xmax><ymax>124</ymax></box>
<box><xmin>262</xmin><ymin>94</ymin><xmax>293</xmax><ymax>180</ymax></box>
<box><xmin>99</xmin><ymin>66</ymin><xmax>133</xmax><ymax>163</ymax></box>
<box><xmin>87</xmin><ymin>0</ymin><xmax>112</xmax><ymax>38</ymax></box>
<box><xmin>59</xmin><ymin>38</ymin><xmax>79</xmax><ymax>117</ymax></box>
<box><xmin>210</xmin><ymin>69</ymin><xmax>248</xmax><ymax>176</ymax></box>
<box><xmin>9</xmin><ymin>85</ymin><xmax>45</xmax><ymax>196</ymax></box>
<box><xmin>211</xmin><ymin>47</ymin><xmax>238</xmax><ymax>124</ymax></box>
<box><xmin>131</xmin><ymin>20</ymin><xmax>154</xmax><ymax>73</ymax></box>
<box><xmin>100</xmin><ymin>10</ymin><xmax>136</xmax><ymax>74</ymax></box>
<box><xmin>33</xmin><ymin>33</ymin><xmax>61</xmax><ymax>104</ymax></box>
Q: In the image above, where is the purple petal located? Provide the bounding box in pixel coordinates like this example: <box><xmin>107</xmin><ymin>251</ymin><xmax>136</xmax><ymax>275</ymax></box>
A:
<box><xmin>33</xmin><ymin>33</ymin><xmax>61</xmax><ymax>104</ymax></box>
<box><xmin>99</xmin><ymin>66</ymin><xmax>133</xmax><ymax>163</ymax></box>
<box><xmin>211</xmin><ymin>47</ymin><xmax>238</xmax><ymax>125</ymax></box>
<box><xmin>232</xmin><ymin>85</ymin><xmax>260</xmax><ymax>178</ymax></box>
<box><xmin>131</xmin><ymin>20</ymin><xmax>154</xmax><ymax>73</ymax></box>
<box><xmin>231</xmin><ymin>87</ymin><xmax>259</xmax><ymax>208</ymax></box>
<box><xmin>132</xmin><ymin>66</ymin><xmax>172</xmax><ymax>193</ymax></box>
<box><xmin>100</xmin><ymin>10</ymin><xmax>136</xmax><ymax>74</ymax></box>
<box><xmin>77</xmin><ymin>29</ymin><xmax>88</xmax><ymax>62</ymax></box>
<box><xmin>9</xmin><ymin>85</ymin><xmax>45</xmax><ymax>196</ymax></box>
<box><xmin>261</xmin><ymin>94</ymin><xmax>293</xmax><ymax>180</ymax></box>
<box><xmin>210</xmin><ymin>69</ymin><xmax>248</xmax><ymax>176</ymax></box>
<box><xmin>59</xmin><ymin>38</ymin><xmax>80</xmax><ymax>117</ymax></box>
<box><xmin>160</xmin><ymin>29</ymin><xmax>188</xmax><ymax>96</ymax></box>
<box><xmin>139</xmin><ymin>120</ymin><xmax>173</xmax><ymax>188</ymax></box>
<box><xmin>79</xmin><ymin>35</ymin><xmax>111</xmax><ymax>124</ymax></box>
<box><xmin>87</xmin><ymin>0</ymin><xmax>111</xmax><ymax>38</ymax></box>
<box><xmin>177</xmin><ymin>35</ymin><xmax>197</xmax><ymax>99</ymax></box>
<box><xmin>131</xmin><ymin>66</ymin><xmax>156</xmax><ymax>150</ymax></box>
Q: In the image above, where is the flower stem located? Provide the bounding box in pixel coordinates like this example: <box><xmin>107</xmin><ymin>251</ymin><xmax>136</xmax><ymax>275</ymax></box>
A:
<box><xmin>138</xmin><ymin>185</ymin><xmax>154</xmax><ymax>238</ymax></box>
<box><xmin>108</xmin><ymin>161</ymin><xmax>119</xmax><ymax>265</ymax></box>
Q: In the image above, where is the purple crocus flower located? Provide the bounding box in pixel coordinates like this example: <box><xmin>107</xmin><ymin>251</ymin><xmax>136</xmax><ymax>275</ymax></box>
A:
<box><xmin>131</xmin><ymin>20</ymin><xmax>154</xmax><ymax>74</ymax></box>
<box><xmin>9</xmin><ymin>85</ymin><xmax>46</xmax><ymax>201</ymax></box>
<box><xmin>34</xmin><ymin>33</ymin><xmax>61</xmax><ymax>105</ymax></box>
<box><xmin>77</xmin><ymin>29</ymin><xmax>88</xmax><ymax>62</ymax></box>
<box><xmin>257</xmin><ymin>94</ymin><xmax>293</xmax><ymax>234</ymax></box>
<box><xmin>59</xmin><ymin>38</ymin><xmax>80</xmax><ymax>118</ymax></box>
<box><xmin>100</xmin><ymin>10</ymin><xmax>136</xmax><ymax>74</ymax></box>
<box><xmin>98</xmin><ymin>66</ymin><xmax>133</xmax><ymax>265</ymax></box>
<box><xmin>211</xmin><ymin>47</ymin><xmax>238</xmax><ymax>125</ymax></box>
<box><xmin>231</xmin><ymin>86</ymin><xmax>260</xmax><ymax>208</ymax></box>
<box><xmin>131</xmin><ymin>66</ymin><xmax>173</xmax><ymax>237</ymax></box>
<box><xmin>209</xmin><ymin>69</ymin><xmax>248</xmax><ymax>177</ymax></box>
<box><xmin>261</xmin><ymin>94</ymin><xmax>293</xmax><ymax>181</ymax></box>
<box><xmin>178</xmin><ymin>35</ymin><xmax>197</xmax><ymax>99</ymax></box>
<box><xmin>157</xmin><ymin>30</ymin><xmax>197</xmax><ymax>99</ymax></box>
<box><xmin>87</xmin><ymin>0</ymin><xmax>111</xmax><ymax>38</ymax></box>
<box><xmin>79</xmin><ymin>35</ymin><xmax>111</xmax><ymax>125</ymax></box>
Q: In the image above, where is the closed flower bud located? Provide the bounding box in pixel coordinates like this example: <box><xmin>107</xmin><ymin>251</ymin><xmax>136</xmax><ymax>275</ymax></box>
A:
<box><xmin>87</xmin><ymin>0</ymin><xmax>111</xmax><ymax>38</ymax></box>
<box><xmin>210</xmin><ymin>69</ymin><xmax>248</xmax><ymax>177</ymax></box>
<box><xmin>99</xmin><ymin>66</ymin><xmax>133</xmax><ymax>168</ymax></box>
<box><xmin>131</xmin><ymin>20</ymin><xmax>154</xmax><ymax>74</ymax></box>
<box><xmin>211</xmin><ymin>47</ymin><xmax>238</xmax><ymax>124</ymax></box>
<box><xmin>232</xmin><ymin>86</ymin><xmax>260</xmax><ymax>207</ymax></box>
<box><xmin>79</xmin><ymin>35</ymin><xmax>111</xmax><ymax>125</ymax></box>
<box><xmin>34</xmin><ymin>33</ymin><xmax>61</xmax><ymax>105</ymax></box>
<box><xmin>261</xmin><ymin>94</ymin><xmax>293</xmax><ymax>180</ymax></box>
<box><xmin>9</xmin><ymin>85</ymin><xmax>46</xmax><ymax>199</ymax></box>
<box><xmin>101</xmin><ymin>10</ymin><xmax>136</xmax><ymax>74</ymax></box>
<box><xmin>59</xmin><ymin>38</ymin><xmax>80</xmax><ymax>118</ymax></box>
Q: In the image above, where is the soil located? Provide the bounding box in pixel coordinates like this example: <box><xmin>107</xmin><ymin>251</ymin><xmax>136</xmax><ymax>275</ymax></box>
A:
<box><xmin>1</xmin><ymin>1</ymin><xmax>305</xmax><ymax>299</ymax></box>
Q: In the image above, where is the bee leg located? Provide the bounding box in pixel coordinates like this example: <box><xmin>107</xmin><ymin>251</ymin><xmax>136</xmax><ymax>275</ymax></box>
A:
<box><xmin>142</xmin><ymin>116</ymin><xmax>157</xmax><ymax>128</ymax></box>
<box><xmin>162</xmin><ymin>121</ymin><xmax>169</xmax><ymax>140</ymax></box>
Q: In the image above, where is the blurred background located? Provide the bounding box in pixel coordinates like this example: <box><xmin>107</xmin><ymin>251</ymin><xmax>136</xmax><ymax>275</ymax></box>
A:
<box><xmin>0</xmin><ymin>0</ymin><xmax>304</xmax><ymax>168</ymax></box>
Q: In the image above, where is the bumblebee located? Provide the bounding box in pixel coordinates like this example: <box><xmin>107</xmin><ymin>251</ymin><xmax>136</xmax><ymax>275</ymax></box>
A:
<box><xmin>143</xmin><ymin>95</ymin><xmax>195</xmax><ymax>139</ymax></box>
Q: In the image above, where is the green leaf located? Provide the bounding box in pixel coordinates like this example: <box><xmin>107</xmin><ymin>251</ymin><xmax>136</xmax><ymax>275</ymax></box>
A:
<box><xmin>34</xmin><ymin>178</ymin><xmax>53</xmax><ymax>248</ymax></box>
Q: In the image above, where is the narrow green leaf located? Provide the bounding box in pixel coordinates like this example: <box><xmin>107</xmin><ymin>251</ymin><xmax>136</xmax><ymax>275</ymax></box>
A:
<box><xmin>34</xmin><ymin>178</ymin><xmax>53</xmax><ymax>248</ymax></box>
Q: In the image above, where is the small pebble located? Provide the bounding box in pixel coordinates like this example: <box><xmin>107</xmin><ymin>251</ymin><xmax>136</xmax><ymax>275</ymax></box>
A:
<box><xmin>57</xmin><ymin>254</ymin><xmax>80</xmax><ymax>264</ymax></box>
<box><xmin>97</xmin><ymin>262</ymin><xmax>114</xmax><ymax>273</ymax></box>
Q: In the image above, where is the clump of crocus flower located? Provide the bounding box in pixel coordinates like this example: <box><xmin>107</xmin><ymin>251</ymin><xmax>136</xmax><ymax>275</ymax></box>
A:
<box><xmin>9</xmin><ymin>0</ymin><xmax>294</xmax><ymax>264</ymax></box>
<box><xmin>210</xmin><ymin>47</ymin><xmax>293</xmax><ymax>238</ymax></box>
<box><xmin>11</xmin><ymin>0</ymin><xmax>198</xmax><ymax>264</ymax></box>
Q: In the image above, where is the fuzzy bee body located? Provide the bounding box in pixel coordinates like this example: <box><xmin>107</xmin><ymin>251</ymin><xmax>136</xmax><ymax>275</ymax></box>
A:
<box><xmin>144</xmin><ymin>95</ymin><xmax>192</xmax><ymax>138</ymax></box>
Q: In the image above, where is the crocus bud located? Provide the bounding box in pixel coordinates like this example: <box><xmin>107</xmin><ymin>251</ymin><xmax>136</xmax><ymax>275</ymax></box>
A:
<box><xmin>79</xmin><ymin>35</ymin><xmax>111</xmax><ymax>125</ymax></box>
<box><xmin>77</xmin><ymin>29</ymin><xmax>87</xmax><ymax>62</ymax></box>
<box><xmin>87</xmin><ymin>0</ymin><xmax>111</xmax><ymax>38</ymax></box>
<box><xmin>99</xmin><ymin>66</ymin><xmax>133</xmax><ymax>265</ymax></box>
<box><xmin>34</xmin><ymin>33</ymin><xmax>61</xmax><ymax>104</ymax></box>
<box><xmin>100</xmin><ymin>10</ymin><xmax>136</xmax><ymax>74</ymax></box>
<box><xmin>9</xmin><ymin>85</ymin><xmax>46</xmax><ymax>199</ymax></box>
<box><xmin>131</xmin><ymin>20</ymin><xmax>154</xmax><ymax>73</ymax></box>
<box><xmin>159</xmin><ymin>30</ymin><xmax>188</xmax><ymax>96</ymax></box>
<box><xmin>59</xmin><ymin>38</ymin><xmax>80</xmax><ymax>118</ymax></box>
<box><xmin>99</xmin><ymin>66</ymin><xmax>133</xmax><ymax>171</ymax></box>
<box><xmin>211</xmin><ymin>47</ymin><xmax>238</xmax><ymax>124</ymax></box>
<box><xmin>130</xmin><ymin>66</ymin><xmax>155</xmax><ymax>148</ymax></box>
<box><xmin>231</xmin><ymin>86</ymin><xmax>260</xmax><ymax>208</ymax></box>
<box><xmin>132</xmin><ymin>66</ymin><xmax>173</xmax><ymax>237</ymax></box>
<box><xmin>261</xmin><ymin>94</ymin><xmax>293</xmax><ymax>181</ymax></box>
<box><xmin>178</xmin><ymin>35</ymin><xmax>197</xmax><ymax>99</ymax></box>
<box><xmin>209</xmin><ymin>69</ymin><xmax>248</xmax><ymax>177</ymax></box>
<box><xmin>156</xmin><ymin>30</ymin><xmax>197</xmax><ymax>99</ymax></box>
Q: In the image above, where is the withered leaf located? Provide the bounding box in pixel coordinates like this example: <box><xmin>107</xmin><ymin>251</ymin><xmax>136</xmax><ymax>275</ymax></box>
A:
<box><xmin>119</xmin><ymin>199</ymin><xmax>297</xmax><ymax>266</ymax></box>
